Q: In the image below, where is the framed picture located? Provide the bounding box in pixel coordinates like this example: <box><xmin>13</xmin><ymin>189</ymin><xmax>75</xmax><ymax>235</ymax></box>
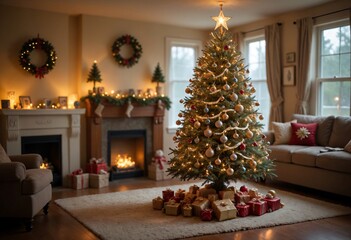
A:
<box><xmin>58</xmin><ymin>96</ymin><xmax>68</xmax><ymax>108</ymax></box>
<box><xmin>283</xmin><ymin>66</ymin><xmax>295</xmax><ymax>86</ymax></box>
<box><xmin>19</xmin><ymin>96</ymin><xmax>32</xmax><ymax>109</ymax></box>
<box><xmin>286</xmin><ymin>52</ymin><xmax>295</xmax><ymax>63</ymax></box>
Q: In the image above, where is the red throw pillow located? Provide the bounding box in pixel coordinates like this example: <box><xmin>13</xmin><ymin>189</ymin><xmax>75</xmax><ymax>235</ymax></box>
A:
<box><xmin>289</xmin><ymin>122</ymin><xmax>318</xmax><ymax>146</ymax></box>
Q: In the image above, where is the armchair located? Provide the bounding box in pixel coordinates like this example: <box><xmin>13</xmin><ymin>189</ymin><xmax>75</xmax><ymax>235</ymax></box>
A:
<box><xmin>0</xmin><ymin>144</ymin><xmax>53</xmax><ymax>231</ymax></box>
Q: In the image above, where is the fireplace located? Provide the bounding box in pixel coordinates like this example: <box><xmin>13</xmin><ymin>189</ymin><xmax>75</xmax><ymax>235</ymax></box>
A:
<box><xmin>21</xmin><ymin>135</ymin><xmax>62</xmax><ymax>186</ymax></box>
<box><xmin>107</xmin><ymin>130</ymin><xmax>146</xmax><ymax>180</ymax></box>
<box><xmin>85</xmin><ymin>99</ymin><xmax>165</xmax><ymax>180</ymax></box>
<box><xmin>0</xmin><ymin>108</ymin><xmax>85</xmax><ymax>186</ymax></box>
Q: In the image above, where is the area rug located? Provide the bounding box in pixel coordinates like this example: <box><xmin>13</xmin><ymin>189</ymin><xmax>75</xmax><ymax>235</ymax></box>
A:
<box><xmin>55</xmin><ymin>181</ymin><xmax>351</xmax><ymax>240</ymax></box>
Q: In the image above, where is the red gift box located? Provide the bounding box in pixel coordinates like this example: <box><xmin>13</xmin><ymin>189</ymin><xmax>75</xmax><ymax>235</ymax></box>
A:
<box><xmin>200</xmin><ymin>208</ymin><xmax>213</xmax><ymax>221</ymax></box>
<box><xmin>248</xmin><ymin>199</ymin><xmax>267</xmax><ymax>216</ymax></box>
<box><xmin>162</xmin><ymin>189</ymin><xmax>174</xmax><ymax>202</ymax></box>
<box><xmin>265</xmin><ymin>197</ymin><xmax>281</xmax><ymax>212</ymax></box>
<box><xmin>87</xmin><ymin>162</ymin><xmax>108</xmax><ymax>174</ymax></box>
<box><xmin>236</xmin><ymin>202</ymin><xmax>250</xmax><ymax>217</ymax></box>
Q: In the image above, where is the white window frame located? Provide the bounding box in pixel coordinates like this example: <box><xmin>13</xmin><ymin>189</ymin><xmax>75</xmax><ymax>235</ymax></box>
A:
<box><xmin>243</xmin><ymin>33</ymin><xmax>270</xmax><ymax>131</ymax></box>
<box><xmin>314</xmin><ymin>19</ymin><xmax>351</xmax><ymax>116</ymax></box>
<box><xmin>165</xmin><ymin>38</ymin><xmax>202</xmax><ymax>133</ymax></box>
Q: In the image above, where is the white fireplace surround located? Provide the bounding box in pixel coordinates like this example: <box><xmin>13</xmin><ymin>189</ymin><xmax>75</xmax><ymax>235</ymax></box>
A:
<box><xmin>0</xmin><ymin>109</ymin><xmax>85</xmax><ymax>185</ymax></box>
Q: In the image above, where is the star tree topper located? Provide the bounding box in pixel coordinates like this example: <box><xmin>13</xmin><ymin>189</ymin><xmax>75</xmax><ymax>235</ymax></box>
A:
<box><xmin>212</xmin><ymin>4</ymin><xmax>231</xmax><ymax>30</ymax></box>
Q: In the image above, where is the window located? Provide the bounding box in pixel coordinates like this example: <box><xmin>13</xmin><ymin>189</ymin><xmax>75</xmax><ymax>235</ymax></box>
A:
<box><xmin>166</xmin><ymin>38</ymin><xmax>202</xmax><ymax>131</ymax></box>
<box><xmin>315</xmin><ymin>20</ymin><xmax>350</xmax><ymax>116</ymax></box>
<box><xmin>244</xmin><ymin>36</ymin><xmax>270</xmax><ymax>130</ymax></box>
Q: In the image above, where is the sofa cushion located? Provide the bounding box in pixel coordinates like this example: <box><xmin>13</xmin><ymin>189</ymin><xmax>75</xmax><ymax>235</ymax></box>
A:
<box><xmin>268</xmin><ymin>145</ymin><xmax>306</xmax><ymax>163</ymax></box>
<box><xmin>316</xmin><ymin>151</ymin><xmax>351</xmax><ymax>174</ymax></box>
<box><xmin>22</xmin><ymin>169</ymin><xmax>53</xmax><ymax>195</ymax></box>
<box><xmin>0</xmin><ymin>144</ymin><xmax>11</xmax><ymax>163</ymax></box>
<box><xmin>290</xmin><ymin>122</ymin><xmax>318</xmax><ymax>146</ymax></box>
<box><xmin>293</xmin><ymin>114</ymin><xmax>335</xmax><ymax>146</ymax></box>
<box><xmin>291</xmin><ymin>146</ymin><xmax>324</xmax><ymax>167</ymax></box>
<box><xmin>272</xmin><ymin>120</ymin><xmax>297</xmax><ymax>145</ymax></box>
<box><xmin>328</xmin><ymin>116</ymin><xmax>351</xmax><ymax>148</ymax></box>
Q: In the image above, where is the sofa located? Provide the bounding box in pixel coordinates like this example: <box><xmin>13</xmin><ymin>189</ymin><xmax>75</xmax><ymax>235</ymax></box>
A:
<box><xmin>0</xmin><ymin>144</ymin><xmax>53</xmax><ymax>231</ymax></box>
<box><xmin>265</xmin><ymin>114</ymin><xmax>351</xmax><ymax>197</ymax></box>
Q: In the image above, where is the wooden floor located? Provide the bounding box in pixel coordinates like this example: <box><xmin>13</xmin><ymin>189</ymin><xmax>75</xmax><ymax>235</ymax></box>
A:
<box><xmin>0</xmin><ymin>177</ymin><xmax>351</xmax><ymax>240</ymax></box>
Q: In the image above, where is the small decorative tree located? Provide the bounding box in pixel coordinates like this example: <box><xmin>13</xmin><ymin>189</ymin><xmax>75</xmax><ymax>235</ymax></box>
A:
<box><xmin>87</xmin><ymin>60</ymin><xmax>102</xmax><ymax>93</ymax></box>
<box><xmin>152</xmin><ymin>63</ymin><xmax>165</xmax><ymax>96</ymax></box>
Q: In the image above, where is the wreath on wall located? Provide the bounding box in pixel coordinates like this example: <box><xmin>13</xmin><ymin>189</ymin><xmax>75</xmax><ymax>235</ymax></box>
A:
<box><xmin>112</xmin><ymin>35</ymin><xmax>142</xmax><ymax>68</ymax></box>
<box><xmin>19</xmin><ymin>36</ymin><xmax>57</xmax><ymax>79</ymax></box>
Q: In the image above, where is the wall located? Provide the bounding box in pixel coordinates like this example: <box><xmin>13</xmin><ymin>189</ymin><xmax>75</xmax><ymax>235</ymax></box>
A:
<box><xmin>0</xmin><ymin>4</ymin><xmax>208</xmax><ymax>164</ymax></box>
<box><xmin>232</xmin><ymin>0</ymin><xmax>350</xmax><ymax>121</ymax></box>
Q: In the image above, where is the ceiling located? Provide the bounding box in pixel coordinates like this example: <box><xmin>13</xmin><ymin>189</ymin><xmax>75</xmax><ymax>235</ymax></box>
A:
<box><xmin>0</xmin><ymin>0</ymin><xmax>335</xmax><ymax>30</ymax></box>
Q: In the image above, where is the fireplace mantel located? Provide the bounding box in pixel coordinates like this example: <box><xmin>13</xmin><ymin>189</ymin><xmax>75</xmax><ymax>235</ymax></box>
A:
<box><xmin>85</xmin><ymin>99</ymin><xmax>165</xmax><ymax>160</ymax></box>
<box><xmin>0</xmin><ymin>108</ymin><xmax>85</xmax><ymax>185</ymax></box>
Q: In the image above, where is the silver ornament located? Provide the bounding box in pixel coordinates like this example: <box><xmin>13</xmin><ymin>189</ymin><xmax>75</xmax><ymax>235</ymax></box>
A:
<box><xmin>205</xmin><ymin>147</ymin><xmax>214</xmax><ymax>157</ymax></box>
<box><xmin>215</xmin><ymin>119</ymin><xmax>223</xmax><ymax>128</ymax></box>
<box><xmin>215</xmin><ymin>158</ymin><xmax>221</xmax><ymax>165</ymax></box>
<box><xmin>220</xmin><ymin>134</ymin><xmax>228</xmax><ymax>143</ymax></box>
<box><xmin>230</xmin><ymin>153</ymin><xmax>238</xmax><ymax>161</ymax></box>
<box><xmin>204</xmin><ymin>127</ymin><xmax>213</xmax><ymax>137</ymax></box>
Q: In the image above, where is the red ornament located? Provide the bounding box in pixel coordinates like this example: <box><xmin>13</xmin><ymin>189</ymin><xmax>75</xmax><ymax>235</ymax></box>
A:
<box><xmin>240</xmin><ymin>89</ymin><xmax>245</xmax><ymax>95</ymax></box>
<box><xmin>240</xmin><ymin>143</ymin><xmax>246</xmax><ymax>150</ymax></box>
<box><xmin>253</xmin><ymin>142</ymin><xmax>258</xmax><ymax>147</ymax></box>
<box><xmin>224</xmin><ymin>45</ymin><xmax>229</xmax><ymax>50</ymax></box>
<box><xmin>240</xmin><ymin>185</ymin><xmax>249</xmax><ymax>192</ymax></box>
<box><xmin>191</xmin><ymin>105</ymin><xmax>197</xmax><ymax>110</ymax></box>
<box><xmin>190</xmin><ymin>118</ymin><xmax>195</xmax><ymax>123</ymax></box>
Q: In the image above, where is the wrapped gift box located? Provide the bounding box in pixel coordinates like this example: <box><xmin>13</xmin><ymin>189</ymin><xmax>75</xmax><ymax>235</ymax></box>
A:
<box><xmin>235</xmin><ymin>192</ymin><xmax>251</xmax><ymax>204</ymax></box>
<box><xmin>208</xmin><ymin>193</ymin><xmax>219</xmax><ymax>202</ymax></box>
<box><xmin>152</xmin><ymin>196</ymin><xmax>164</xmax><ymax>210</ymax></box>
<box><xmin>182</xmin><ymin>204</ymin><xmax>192</xmax><ymax>217</ymax></box>
<box><xmin>197</xmin><ymin>186</ymin><xmax>216</xmax><ymax>198</ymax></box>
<box><xmin>184</xmin><ymin>192</ymin><xmax>197</xmax><ymax>203</ymax></box>
<box><xmin>265</xmin><ymin>197</ymin><xmax>281</xmax><ymax>212</ymax></box>
<box><xmin>89</xmin><ymin>173</ymin><xmax>109</xmax><ymax>188</ymax></box>
<box><xmin>175</xmin><ymin>189</ymin><xmax>186</xmax><ymax>200</ymax></box>
<box><xmin>249</xmin><ymin>188</ymin><xmax>259</xmax><ymax>199</ymax></box>
<box><xmin>189</xmin><ymin>185</ymin><xmax>200</xmax><ymax>194</ymax></box>
<box><xmin>165</xmin><ymin>200</ymin><xmax>180</xmax><ymax>216</ymax></box>
<box><xmin>212</xmin><ymin>199</ymin><xmax>237</xmax><ymax>221</ymax></box>
<box><xmin>236</xmin><ymin>202</ymin><xmax>250</xmax><ymax>217</ymax></box>
<box><xmin>200</xmin><ymin>208</ymin><xmax>213</xmax><ymax>221</ymax></box>
<box><xmin>67</xmin><ymin>173</ymin><xmax>89</xmax><ymax>189</ymax></box>
<box><xmin>87</xmin><ymin>162</ymin><xmax>108</xmax><ymax>174</ymax></box>
<box><xmin>192</xmin><ymin>197</ymin><xmax>210</xmax><ymax>217</ymax></box>
<box><xmin>248</xmin><ymin>199</ymin><xmax>267</xmax><ymax>216</ymax></box>
<box><xmin>162</xmin><ymin>189</ymin><xmax>174</xmax><ymax>202</ymax></box>
<box><xmin>219</xmin><ymin>189</ymin><xmax>235</xmax><ymax>200</ymax></box>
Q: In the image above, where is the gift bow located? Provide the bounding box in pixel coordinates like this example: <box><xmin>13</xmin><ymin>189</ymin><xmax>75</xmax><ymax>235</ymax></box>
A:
<box><xmin>72</xmin><ymin>169</ymin><xmax>83</xmax><ymax>175</ymax></box>
<box><xmin>220</xmin><ymin>201</ymin><xmax>228</xmax><ymax>207</ymax></box>
<box><xmin>154</xmin><ymin>156</ymin><xmax>167</xmax><ymax>170</ymax></box>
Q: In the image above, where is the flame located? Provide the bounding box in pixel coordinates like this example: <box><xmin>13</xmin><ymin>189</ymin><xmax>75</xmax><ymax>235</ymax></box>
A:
<box><xmin>40</xmin><ymin>162</ymin><xmax>49</xmax><ymax>169</ymax></box>
<box><xmin>115</xmin><ymin>154</ymin><xmax>135</xmax><ymax>169</ymax></box>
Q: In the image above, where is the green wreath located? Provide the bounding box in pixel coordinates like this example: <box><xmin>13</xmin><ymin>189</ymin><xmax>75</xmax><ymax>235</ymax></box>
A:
<box><xmin>112</xmin><ymin>35</ymin><xmax>142</xmax><ymax>68</ymax></box>
<box><xmin>19</xmin><ymin>36</ymin><xmax>57</xmax><ymax>79</ymax></box>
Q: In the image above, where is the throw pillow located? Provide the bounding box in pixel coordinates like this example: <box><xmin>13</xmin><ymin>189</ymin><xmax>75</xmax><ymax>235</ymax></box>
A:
<box><xmin>344</xmin><ymin>139</ymin><xmax>351</xmax><ymax>153</ymax></box>
<box><xmin>290</xmin><ymin>122</ymin><xmax>318</xmax><ymax>146</ymax></box>
<box><xmin>272</xmin><ymin>120</ymin><xmax>297</xmax><ymax>145</ymax></box>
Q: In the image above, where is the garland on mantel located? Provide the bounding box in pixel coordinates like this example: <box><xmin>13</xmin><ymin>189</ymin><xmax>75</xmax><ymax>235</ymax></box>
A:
<box><xmin>81</xmin><ymin>94</ymin><xmax>171</xmax><ymax>110</ymax></box>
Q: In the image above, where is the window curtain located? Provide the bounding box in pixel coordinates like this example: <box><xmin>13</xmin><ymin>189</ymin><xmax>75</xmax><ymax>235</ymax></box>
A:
<box><xmin>295</xmin><ymin>17</ymin><xmax>313</xmax><ymax>114</ymax></box>
<box><xmin>265</xmin><ymin>24</ymin><xmax>283</xmax><ymax>127</ymax></box>
<box><xmin>233</xmin><ymin>32</ymin><xmax>244</xmax><ymax>53</ymax></box>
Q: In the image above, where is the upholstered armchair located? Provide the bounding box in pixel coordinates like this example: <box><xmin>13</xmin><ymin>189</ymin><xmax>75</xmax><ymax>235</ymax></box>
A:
<box><xmin>0</xmin><ymin>144</ymin><xmax>53</xmax><ymax>231</ymax></box>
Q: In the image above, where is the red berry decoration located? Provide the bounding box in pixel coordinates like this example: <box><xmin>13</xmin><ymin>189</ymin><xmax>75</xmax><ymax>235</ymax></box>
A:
<box><xmin>240</xmin><ymin>143</ymin><xmax>246</xmax><ymax>150</ymax></box>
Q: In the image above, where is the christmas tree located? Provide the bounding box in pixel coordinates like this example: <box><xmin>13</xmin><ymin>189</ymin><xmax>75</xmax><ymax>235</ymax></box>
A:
<box><xmin>87</xmin><ymin>61</ymin><xmax>102</xmax><ymax>93</ymax></box>
<box><xmin>167</xmin><ymin>6</ymin><xmax>275</xmax><ymax>192</ymax></box>
<box><xmin>152</xmin><ymin>63</ymin><xmax>165</xmax><ymax>96</ymax></box>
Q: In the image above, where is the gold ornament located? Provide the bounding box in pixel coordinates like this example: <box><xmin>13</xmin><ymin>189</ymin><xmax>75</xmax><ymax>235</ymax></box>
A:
<box><xmin>204</xmin><ymin>126</ymin><xmax>213</xmax><ymax>138</ymax></box>
<box><xmin>205</xmin><ymin>146</ymin><xmax>214</xmax><ymax>157</ymax></box>
<box><xmin>215</xmin><ymin>158</ymin><xmax>222</xmax><ymax>165</ymax></box>
<box><xmin>235</xmin><ymin>104</ymin><xmax>244</xmax><ymax>113</ymax></box>
<box><xmin>194</xmin><ymin>121</ymin><xmax>201</xmax><ymax>129</ymax></box>
<box><xmin>176</xmin><ymin>120</ymin><xmax>181</xmax><ymax>125</ymax></box>
<box><xmin>222</xmin><ymin>113</ymin><xmax>229</xmax><ymax>120</ymax></box>
<box><xmin>226</xmin><ymin>167</ymin><xmax>234</xmax><ymax>176</ymax></box>
<box><xmin>230</xmin><ymin>93</ymin><xmax>238</xmax><ymax>101</ymax></box>
<box><xmin>246</xmin><ymin>130</ymin><xmax>253</xmax><ymax>138</ymax></box>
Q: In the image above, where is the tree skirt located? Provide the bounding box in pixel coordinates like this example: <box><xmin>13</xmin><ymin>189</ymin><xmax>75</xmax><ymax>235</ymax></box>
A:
<box><xmin>55</xmin><ymin>181</ymin><xmax>351</xmax><ymax>240</ymax></box>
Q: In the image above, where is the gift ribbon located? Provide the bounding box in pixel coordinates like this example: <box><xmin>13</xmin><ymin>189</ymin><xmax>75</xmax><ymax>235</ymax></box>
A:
<box><xmin>154</xmin><ymin>156</ymin><xmax>167</xmax><ymax>170</ymax></box>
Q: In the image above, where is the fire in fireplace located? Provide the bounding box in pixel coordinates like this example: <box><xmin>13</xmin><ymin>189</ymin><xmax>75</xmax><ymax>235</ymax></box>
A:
<box><xmin>107</xmin><ymin>130</ymin><xmax>146</xmax><ymax>180</ymax></box>
<box><xmin>21</xmin><ymin>135</ymin><xmax>62</xmax><ymax>186</ymax></box>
